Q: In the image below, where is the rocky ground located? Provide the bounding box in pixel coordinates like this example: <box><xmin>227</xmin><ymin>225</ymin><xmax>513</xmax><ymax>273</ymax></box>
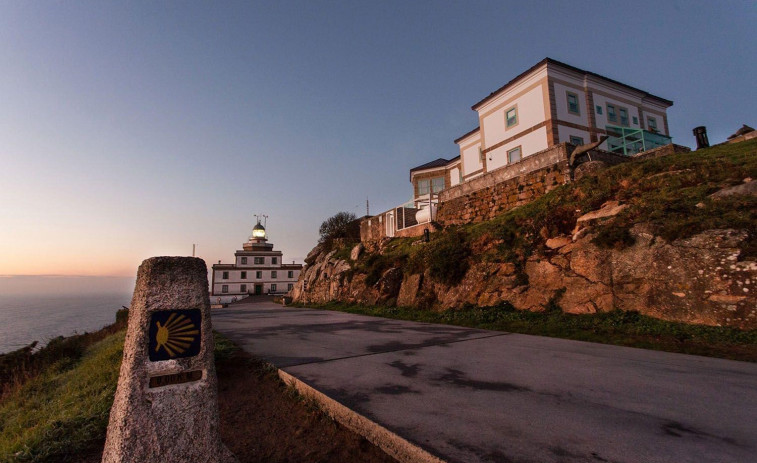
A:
<box><xmin>292</xmin><ymin>140</ymin><xmax>757</xmax><ymax>330</ymax></box>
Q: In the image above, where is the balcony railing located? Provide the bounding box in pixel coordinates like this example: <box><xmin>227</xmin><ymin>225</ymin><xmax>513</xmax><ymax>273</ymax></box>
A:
<box><xmin>605</xmin><ymin>125</ymin><xmax>672</xmax><ymax>156</ymax></box>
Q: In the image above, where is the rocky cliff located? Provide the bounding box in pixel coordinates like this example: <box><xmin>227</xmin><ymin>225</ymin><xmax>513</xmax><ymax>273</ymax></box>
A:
<box><xmin>292</xmin><ymin>140</ymin><xmax>757</xmax><ymax>329</ymax></box>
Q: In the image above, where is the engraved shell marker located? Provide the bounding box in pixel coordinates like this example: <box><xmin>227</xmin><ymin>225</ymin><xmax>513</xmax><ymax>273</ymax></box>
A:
<box><xmin>148</xmin><ymin>309</ymin><xmax>202</xmax><ymax>362</ymax></box>
<box><xmin>155</xmin><ymin>313</ymin><xmax>199</xmax><ymax>357</ymax></box>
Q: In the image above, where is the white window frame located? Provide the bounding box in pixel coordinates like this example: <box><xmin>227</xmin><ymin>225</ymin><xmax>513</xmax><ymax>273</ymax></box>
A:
<box><xmin>607</xmin><ymin>104</ymin><xmax>617</xmax><ymax>123</ymax></box>
<box><xmin>418</xmin><ymin>178</ymin><xmax>430</xmax><ymax>195</ymax></box>
<box><xmin>566</xmin><ymin>91</ymin><xmax>580</xmax><ymax>115</ymax></box>
<box><xmin>505</xmin><ymin>106</ymin><xmax>518</xmax><ymax>128</ymax></box>
<box><xmin>507</xmin><ymin>146</ymin><xmax>522</xmax><ymax>164</ymax></box>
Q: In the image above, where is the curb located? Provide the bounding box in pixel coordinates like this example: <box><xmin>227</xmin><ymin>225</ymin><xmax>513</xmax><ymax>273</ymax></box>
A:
<box><xmin>277</xmin><ymin>369</ymin><xmax>446</xmax><ymax>463</ymax></box>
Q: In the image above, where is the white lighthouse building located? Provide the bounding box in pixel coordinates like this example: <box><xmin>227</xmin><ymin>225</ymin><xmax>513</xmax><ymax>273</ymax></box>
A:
<box><xmin>210</xmin><ymin>219</ymin><xmax>302</xmax><ymax>304</ymax></box>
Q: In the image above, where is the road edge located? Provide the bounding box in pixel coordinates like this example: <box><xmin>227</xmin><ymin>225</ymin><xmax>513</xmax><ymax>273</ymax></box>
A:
<box><xmin>277</xmin><ymin>369</ymin><xmax>446</xmax><ymax>463</ymax></box>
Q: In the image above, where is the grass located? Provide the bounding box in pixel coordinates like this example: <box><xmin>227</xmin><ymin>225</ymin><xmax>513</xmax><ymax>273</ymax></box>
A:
<box><xmin>0</xmin><ymin>332</ymin><xmax>125</xmax><ymax>462</ymax></box>
<box><xmin>306</xmin><ymin>301</ymin><xmax>757</xmax><ymax>362</ymax></box>
<box><xmin>0</xmin><ymin>323</ymin><xmax>238</xmax><ymax>463</ymax></box>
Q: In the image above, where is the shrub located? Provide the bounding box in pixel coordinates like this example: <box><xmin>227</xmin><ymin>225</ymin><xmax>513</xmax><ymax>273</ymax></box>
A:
<box><xmin>318</xmin><ymin>212</ymin><xmax>360</xmax><ymax>247</ymax></box>
<box><xmin>592</xmin><ymin>225</ymin><xmax>636</xmax><ymax>250</ymax></box>
<box><xmin>427</xmin><ymin>230</ymin><xmax>471</xmax><ymax>285</ymax></box>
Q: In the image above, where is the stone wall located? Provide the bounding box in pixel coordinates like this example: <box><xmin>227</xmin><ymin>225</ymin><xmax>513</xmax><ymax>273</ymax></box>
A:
<box><xmin>440</xmin><ymin>143</ymin><xmax>572</xmax><ymax>202</ymax></box>
<box><xmin>362</xmin><ymin>141</ymin><xmax>683</xmax><ymax>241</ymax></box>
<box><xmin>436</xmin><ymin>162</ymin><xmax>569</xmax><ymax>226</ymax></box>
<box><xmin>632</xmin><ymin>143</ymin><xmax>691</xmax><ymax>160</ymax></box>
<box><xmin>360</xmin><ymin>214</ymin><xmax>384</xmax><ymax>242</ymax></box>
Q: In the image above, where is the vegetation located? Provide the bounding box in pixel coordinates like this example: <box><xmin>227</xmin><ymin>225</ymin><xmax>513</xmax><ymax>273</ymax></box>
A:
<box><xmin>318</xmin><ymin>211</ymin><xmax>361</xmax><ymax>249</ymax></box>
<box><xmin>1</xmin><ymin>309</ymin><xmax>128</xmax><ymax>399</ymax></box>
<box><xmin>0</xmin><ymin>313</ymin><xmax>235</xmax><ymax>462</ymax></box>
<box><xmin>341</xmin><ymin>140</ymin><xmax>757</xmax><ymax>290</ymax></box>
<box><xmin>0</xmin><ymin>331</ymin><xmax>125</xmax><ymax>462</ymax></box>
<box><xmin>308</xmin><ymin>301</ymin><xmax>757</xmax><ymax>362</ymax></box>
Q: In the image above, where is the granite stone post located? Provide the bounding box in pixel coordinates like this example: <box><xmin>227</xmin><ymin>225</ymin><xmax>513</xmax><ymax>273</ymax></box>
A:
<box><xmin>102</xmin><ymin>257</ymin><xmax>235</xmax><ymax>463</ymax></box>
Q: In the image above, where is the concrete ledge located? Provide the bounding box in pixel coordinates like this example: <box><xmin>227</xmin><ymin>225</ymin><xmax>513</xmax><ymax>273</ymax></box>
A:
<box><xmin>277</xmin><ymin>369</ymin><xmax>446</xmax><ymax>463</ymax></box>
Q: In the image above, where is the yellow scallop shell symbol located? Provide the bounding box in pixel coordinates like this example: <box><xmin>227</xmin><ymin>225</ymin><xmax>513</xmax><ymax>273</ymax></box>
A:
<box><xmin>154</xmin><ymin>313</ymin><xmax>200</xmax><ymax>357</ymax></box>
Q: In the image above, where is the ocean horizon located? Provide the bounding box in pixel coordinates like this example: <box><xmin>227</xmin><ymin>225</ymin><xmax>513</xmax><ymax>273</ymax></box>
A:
<box><xmin>0</xmin><ymin>292</ymin><xmax>133</xmax><ymax>354</ymax></box>
<box><xmin>0</xmin><ymin>276</ymin><xmax>135</xmax><ymax>354</ymax></box>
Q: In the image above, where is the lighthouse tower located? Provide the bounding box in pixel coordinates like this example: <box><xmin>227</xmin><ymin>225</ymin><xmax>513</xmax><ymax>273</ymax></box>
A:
<box><xmin>210</xmin><ymin>217</ymin><xmax>302</xmax><ymax>304</ymax></box>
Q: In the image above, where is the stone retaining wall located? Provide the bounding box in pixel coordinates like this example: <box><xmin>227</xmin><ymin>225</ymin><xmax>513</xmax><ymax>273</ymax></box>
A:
<box><xmin>632</xmin><ymin>143</ymin><xmax>691</xmax><ymax>160</ymax></box>
<box><xmin>362</xmin><ymin>141</ymin><xmax>681</xmax><ymax>241</ymax></box>
<box><xmin>436</xmin><ymin>163</ymin><xmax>569</xmax><ymax>226</ymax></box>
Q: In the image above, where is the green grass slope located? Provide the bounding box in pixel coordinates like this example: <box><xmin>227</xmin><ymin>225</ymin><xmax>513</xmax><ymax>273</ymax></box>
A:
<box><xmin>0</xmin><ymin>332</ymin><xmax>124</xmax><ymax>462</ymax></box>
<box><xmin>352</xmin><ymin>139</ymin><xmax>757</xmax><ymax>288</ymax></box>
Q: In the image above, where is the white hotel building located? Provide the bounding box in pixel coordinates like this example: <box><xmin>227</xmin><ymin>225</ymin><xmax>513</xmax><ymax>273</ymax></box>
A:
<box><xmin>210</xmin><ymin>221</ymin><xmax>302</xmax><ymax>304</ymax></box>
<box><xmin>413</xmin><ymin>57</ymin><xmax>674</xmax><ymax>195</ymax></box>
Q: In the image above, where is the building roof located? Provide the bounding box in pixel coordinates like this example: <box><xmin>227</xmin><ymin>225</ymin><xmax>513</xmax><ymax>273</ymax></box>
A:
<box><xmin>453</xmin><ymin>126</ymin><xmax>480</xmax><ymax>144</ymax></box>
<box><xmin>409</xmin><ymin>157</ymin><xmax>456</xmax><ymax>173</ymax></box>
<box><xmin>409</xmin><ymin>156</ymin><xmax>461</xmax><ymax>182</ymax></box>
<box><xmin>471</xmin><ymin>57</ymin><xmax>673</xmax><ymax>111</ymax></box>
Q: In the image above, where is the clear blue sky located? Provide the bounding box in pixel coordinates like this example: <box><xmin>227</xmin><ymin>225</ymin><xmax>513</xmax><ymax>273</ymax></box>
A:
<box><xmin>1</xmin><ymin>0</ymin><xmax>754</xmax><ymax>278</ymax></box>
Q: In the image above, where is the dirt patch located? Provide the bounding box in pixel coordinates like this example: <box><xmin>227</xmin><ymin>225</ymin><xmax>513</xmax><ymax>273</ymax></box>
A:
<box><xmin>216</xmin><ymin>348</ymin><xmax>396</xmax><ymax>463</ymax></box>
<box><xmin>75</xmin><ymin>348</ymin><xmax>396</xmax><ymax>463</ymax></box>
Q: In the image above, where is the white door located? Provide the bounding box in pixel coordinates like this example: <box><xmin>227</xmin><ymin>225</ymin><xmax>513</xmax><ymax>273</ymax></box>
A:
<box><xmin>386</xmin><ymin>212</ymin><xmax>395</xmax><ymax>237</ymax></box>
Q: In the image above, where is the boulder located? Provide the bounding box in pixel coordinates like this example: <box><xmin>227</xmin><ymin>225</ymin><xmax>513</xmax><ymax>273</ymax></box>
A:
<box><xmin>350</xmin><ymin>243</ymin><xmax>364</xmax><ymax>261</ymax></box>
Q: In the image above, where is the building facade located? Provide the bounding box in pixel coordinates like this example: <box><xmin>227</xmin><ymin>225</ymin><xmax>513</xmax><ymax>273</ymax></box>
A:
<box><xmin>362</xmin><ymin>58</ymin><xmax>677</xmax><ymax>241</ymax></box>
<box><xmin>451</xmin><ymin>57</ymin><xmax>673</xmax><ymax>182</ymax></box>
<box><xmin>210</xmin><ymin>220</ymin><xmax>302</xmax><ymax>304</ymax></box>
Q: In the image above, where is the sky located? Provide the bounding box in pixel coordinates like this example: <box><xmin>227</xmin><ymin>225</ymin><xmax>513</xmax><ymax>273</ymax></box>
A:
<box><xmin>1</xmin><ymin>0</ymin><xmax>755</xmax><ymax>283</ymax></box>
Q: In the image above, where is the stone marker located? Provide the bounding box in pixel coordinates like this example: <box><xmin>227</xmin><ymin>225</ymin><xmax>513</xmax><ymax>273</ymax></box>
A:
<box><xmin>102</xmin><ymin>257</ymin><xmax>235</xmax><ymax>463</ymax></box>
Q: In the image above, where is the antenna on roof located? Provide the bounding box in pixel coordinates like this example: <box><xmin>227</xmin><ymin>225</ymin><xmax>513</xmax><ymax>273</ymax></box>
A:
<box><xmin>366</xmin><ymin>197</ymin><xmax>369</xmax><ymax>216</ymax></box>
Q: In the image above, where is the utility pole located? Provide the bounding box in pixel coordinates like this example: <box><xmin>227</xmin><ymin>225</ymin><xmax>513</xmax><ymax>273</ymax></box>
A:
<box><xmin>192</xmin><ymin>244</ymin><xmax>196</xmax><ymax>257</ymax></box>
<box><xmin>366</xmin><ymin>197</ymin><xmax>369</xmax><ymax>216</ymax></box>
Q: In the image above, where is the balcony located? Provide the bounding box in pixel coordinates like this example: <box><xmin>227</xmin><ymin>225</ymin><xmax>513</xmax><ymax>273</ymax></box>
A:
<box><xmin>605</xmin><ymin>125</ymin><xmax>672</xmax><ymax>156</ymax></box>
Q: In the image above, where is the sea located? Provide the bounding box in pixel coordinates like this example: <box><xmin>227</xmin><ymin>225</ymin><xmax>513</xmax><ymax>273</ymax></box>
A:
<box><xmin>0</xmin><ymin>276</ymin><xmax>135</xmax><ymax>354</ymax></box>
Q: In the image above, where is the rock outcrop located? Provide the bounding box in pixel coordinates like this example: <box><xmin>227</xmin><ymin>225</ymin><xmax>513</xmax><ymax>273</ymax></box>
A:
<box><xmin>292</xmin><ymin>225</ymin><xmax>757</xmax><ymax>330</ymax></box>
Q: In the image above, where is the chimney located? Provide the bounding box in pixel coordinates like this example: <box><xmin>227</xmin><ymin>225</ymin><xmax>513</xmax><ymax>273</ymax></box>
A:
<box><xmin>693</xmin><ymin>126</ymin><xmax>710</xmax><ymax>149</ymax></box>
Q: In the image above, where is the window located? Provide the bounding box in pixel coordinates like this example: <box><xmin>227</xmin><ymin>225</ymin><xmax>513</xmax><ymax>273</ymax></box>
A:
<box><xmin>505</xmin><ymin>106</ymin><xmax>518</xmax><ymax>128</ymax></box>
<box><xmin>596</xmin><ymin>105</ymin><xmax>603</xmax><ymax>115</ymax></box>
<box><xmin>271</xmin><ymin>271</ymin><xmax>277</xmax><ymax>279</ymax></box>
<box><xmin>240</xmin><ymin>284</ymin><xmax>247</xmax><ymax>293</ymax></box>
<box><xmin>254</xmin><ymin>257</ymin><xmax>264</xmax><ymax>265</ymax></box>
<box><xmin>222</xmin><ymin>271</ymin><xmax>229</xmax><ymax>280</ymax></box>
<box><xmin>241</xmin><ymin>257</ymin><xmax>247</xmax><ymax>264</ymax></box>
<box><xmin>221</xmin><ymin>285</ymin><xmax>228</xmax><ymax>293</ymax></box>
<box><xmin>417</xmin><ymin>179</ymin><xmax>430</xmax><ymax>195</ymax></box>
<box><xmin>288</xmin><ymin>283</ymin><xmax>294</xmax><ymax>291</ymax></box>
<box><xmin>241</xmin><ymin>271</ymin><xmax>247</xmax><ymax>279</ymax></box>
<box><xmin>647</xmin><ymin>117</ymin><xmax>658</xmax><ymax>132</ymax></box>
<box><xmin>431</xmin><ymin>177</ymin><xmax>444</xmax><ymax>193</ymax></box>
<box><xmin>607</xmin><ymin>104</ymin><xmax>617</xmax><ymax>122</ymax></box>
<box><xmin>256</xmin><ymin>271</ymin><xmax>262</xmax><ymax>279</ymax></box>
<box><xmin>507</xmin><ymin>146</ymin><xmax>521</xmax><ymax>164</ymax></box>
<box><xmin>619</xmin><ymin>108</ymin><xmax>629</xmax><ymax>126</ymax></box>
<box><xmin>270</xmin><ymin>284</ymin><xmax>277</xmax><ymax>292</ymax></box>
<box><xmin>570</xmin><ymin>136</ymin><xmax>584</xmax><ymax>146</ymax></box>
<box><xmin>272</xmin><ymin>257</ymin><xmax>278</xmax><ymax>265</ymax></box>
<box><xmin>566</xmin><ymin>91</ymin><xmax>580</xmax><ymax>115</ymax></box>
<box><xmin>632</xmin><ymin>116</ymin><xmax>638</xmax><ymax>125</ymax></box>
<box><xmin>288</xmin><ymin>270</ymin><xmax>294</xmax><ymax>278</ymax></box>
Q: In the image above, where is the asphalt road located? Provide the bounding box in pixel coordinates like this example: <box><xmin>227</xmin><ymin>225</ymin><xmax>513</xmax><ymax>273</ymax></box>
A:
<box><xmin>212</xmin><ymin>301</ymin><xmax>757</xmax><ymax>463</ymax></box>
